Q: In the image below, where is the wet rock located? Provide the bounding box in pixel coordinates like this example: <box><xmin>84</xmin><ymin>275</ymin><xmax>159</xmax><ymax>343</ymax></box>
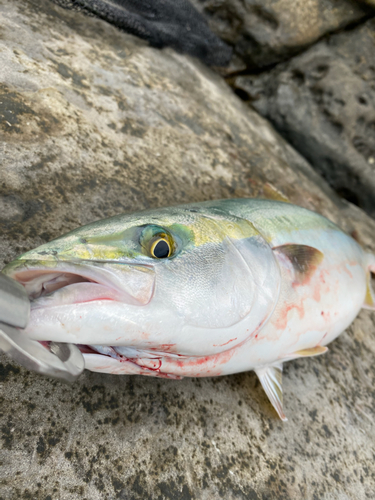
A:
<box><xmin>189</xmin><ymin>0</ymin><xmax>372</xmax><ymax>70</ymax></box>
<box><xmin>1</xmin><ymin>0</ymin><xmax>375</xmax><ymax>499</ymax></box>
<box><xmin>235</xmin><ymin>19</ymin><xmax>375</xmax><ymax>218</ymax></box>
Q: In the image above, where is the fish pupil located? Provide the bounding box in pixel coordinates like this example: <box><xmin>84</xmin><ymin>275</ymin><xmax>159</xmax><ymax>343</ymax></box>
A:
<box><xmin>154</xmin><ymin>240</ymin><xmax>170</xmax><ymax>258</ymax></box>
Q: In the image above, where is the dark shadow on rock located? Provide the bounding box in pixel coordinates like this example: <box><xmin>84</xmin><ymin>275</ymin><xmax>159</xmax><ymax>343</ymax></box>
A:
<box><xmin>190</xmin><ymin>0</ymin><xmax>372</xmax><ymax>71</ymax></box>
<box><xmin>51</xmin><ymin>0</ymin><xmax>232</xmax><ymax>66</ymax></box>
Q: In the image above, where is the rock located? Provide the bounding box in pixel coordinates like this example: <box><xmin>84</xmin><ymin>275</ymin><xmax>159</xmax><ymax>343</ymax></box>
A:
<box><xmin>50</xmin><ymin>0</ymin><xmax>232</xmax><ymax>66</ymax></box>
<box><xmin>1</xmin><ymin>0</ymin><xmax>375</xmax><ymax>499</ymax></box>
<box><xmin>358</xmin><ymin>0</ymin><xmax>375</xmax><ymax>7</ymax></box>
<box><xmin>189</xmin><ymin>0</ymin><xmax>371</xmax><ymax>70</ymax></box>
<box><xmin>235</xmin><ymin>19</ymin><xmax>375</xmax><ymax>218</ymax></box>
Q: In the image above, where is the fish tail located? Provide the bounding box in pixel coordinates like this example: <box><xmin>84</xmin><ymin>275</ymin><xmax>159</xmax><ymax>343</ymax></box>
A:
<box><xmin>363</xmin><ymin>253</ymin><xmax>375</xmax><ymax>310</ymax></box>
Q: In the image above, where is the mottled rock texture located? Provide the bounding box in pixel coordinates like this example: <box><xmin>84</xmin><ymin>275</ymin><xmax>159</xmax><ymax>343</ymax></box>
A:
<box><xmin>235</xmin><ymin>19</ymin><xmax>375</xmax><ymax>218</ymax></box>
<box><xmin>1</xmin><ymin>0</ymin><xmax>375</xmax><ymax>499</ymax></box>
<box><xmin>189</xmin><ymin>0</ymin><xmax>371</xmax><ymax>70</ymax></box>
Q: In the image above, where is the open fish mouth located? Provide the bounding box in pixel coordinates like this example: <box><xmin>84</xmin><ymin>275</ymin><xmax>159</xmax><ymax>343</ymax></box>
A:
<box><xmin>6</xmin><ymin>260</ymin><xmax>156</xmax><ymax>307</ymax></box>
<box><xmin>2</xmin><ymin>261</ymin><xmax>174</xmax><ymax>370</ymax></box>
<box><xmin>5</xmin><ymin>262</ymin><xmax>185</xmax><ymax>377</ymax></box>
<box><xmin>16</xmin><ymin>270</ymin><xmax>144</xmax><ymax>308</ymax></box>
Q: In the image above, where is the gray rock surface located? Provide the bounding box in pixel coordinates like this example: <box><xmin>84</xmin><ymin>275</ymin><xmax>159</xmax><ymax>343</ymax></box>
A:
<box><xmin>1</xmin><ymin>0</ymin><xmax>375</xmax><ymax>499</ymax></box>
<box><xmin>189</xmin><ymin>0</ymin><xmax>371</xmax><ymax>70</ymax></box>
<box><xmin>235</xmin><ymin>19</ymin><xmax>375</xmax><ymax>218</ymax></box>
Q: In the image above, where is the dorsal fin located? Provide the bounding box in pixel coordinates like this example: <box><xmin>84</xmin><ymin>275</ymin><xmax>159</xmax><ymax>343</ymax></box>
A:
<box><xmin>255</xmin><ymin>363</ymin><xmax>287</xmax><ymax>421</ymax></box>
<box><xmin>263</xmin><ymin>182</ymin><xmax>290</xmax><ymax>203</ymax></box>
<box><xmin>273</xmin><ymin>244</ymin><xmax>324</xmax><ymax>284</ymax></box>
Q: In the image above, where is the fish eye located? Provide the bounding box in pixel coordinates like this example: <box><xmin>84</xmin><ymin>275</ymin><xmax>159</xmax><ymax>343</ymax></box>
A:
<box><xmin>150</xmin><ymin>238</ymin><xmax>171</xmax><ymax>259</ymax></box>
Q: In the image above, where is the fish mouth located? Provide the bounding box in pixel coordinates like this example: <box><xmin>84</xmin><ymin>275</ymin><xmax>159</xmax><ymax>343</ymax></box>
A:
<box><xmin>5</xmin><ymin>259</ymin><xmax>156</xmax><ymax>307</ymax></box>
<box><xmin>2</xmin><ymin>260</ymin><xmax>177</xmax><ymax>374</ymax></box>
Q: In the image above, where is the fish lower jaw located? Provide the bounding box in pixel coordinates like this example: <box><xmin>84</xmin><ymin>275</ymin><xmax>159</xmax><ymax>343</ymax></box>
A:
<box><xmin>40</xmin><ymin>342</ymin><xmax>184</xmax><ymax>379</ymax></box>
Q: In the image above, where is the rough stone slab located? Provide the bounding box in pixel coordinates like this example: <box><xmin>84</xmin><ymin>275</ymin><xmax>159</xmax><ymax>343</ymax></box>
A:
<box><xmin>1</xmin><ymin>1</ymin><xmax>375</xmax><ymax>499</ymax></box>
<box><xmin>235</xmin><ymin>19</ymin><xmax>375</xmax><ymax>219</ymax></box>
<box><xmin>189</xmin><ymin>0</ymin><xmax>371</xmax><ymax>70</ymax></box>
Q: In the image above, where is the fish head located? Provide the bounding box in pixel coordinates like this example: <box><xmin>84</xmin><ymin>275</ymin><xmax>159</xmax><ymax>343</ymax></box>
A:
<box><xmin>3</xmin><ymin>205</ymin><xmax>280</xmax><ymax>359</ymax></box>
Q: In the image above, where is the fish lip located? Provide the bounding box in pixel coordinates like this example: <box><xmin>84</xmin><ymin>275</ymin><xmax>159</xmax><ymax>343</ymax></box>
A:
<box><xmin>3</xmin><ymin>259</ymin><xmax>155</xmax><ymax>306</ymax></box>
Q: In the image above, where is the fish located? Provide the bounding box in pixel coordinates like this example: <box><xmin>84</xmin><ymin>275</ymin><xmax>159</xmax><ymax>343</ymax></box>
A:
<box><xmin>2</xmin><ymin>199</ymin><xmax>375</xmax><ymax>420</ymax></box>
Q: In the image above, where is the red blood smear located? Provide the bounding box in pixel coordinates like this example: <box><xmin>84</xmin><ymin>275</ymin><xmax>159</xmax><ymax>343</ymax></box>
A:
<box><xmin>213</xmin><ymin>337</ymin><xmax>237</xmax><ymax>347</ymax></box>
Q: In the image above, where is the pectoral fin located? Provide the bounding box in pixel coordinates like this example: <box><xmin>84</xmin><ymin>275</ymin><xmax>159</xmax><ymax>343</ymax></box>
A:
<box><xmin>255</xmin><ymin>363</ymin><xmax>287</xmax><ymax>422</ymax></box>
<box><xmin>273</xmin><ymin>244</ymin><xmax>324</xmax><ymax>285</ymax></box>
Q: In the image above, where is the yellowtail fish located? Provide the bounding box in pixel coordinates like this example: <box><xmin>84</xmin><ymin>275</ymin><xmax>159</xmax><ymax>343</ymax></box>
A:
<box><xmin>3</xmin><ymin>199</ymin><xmax>375</xmax><ymax>420</ymax></box>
